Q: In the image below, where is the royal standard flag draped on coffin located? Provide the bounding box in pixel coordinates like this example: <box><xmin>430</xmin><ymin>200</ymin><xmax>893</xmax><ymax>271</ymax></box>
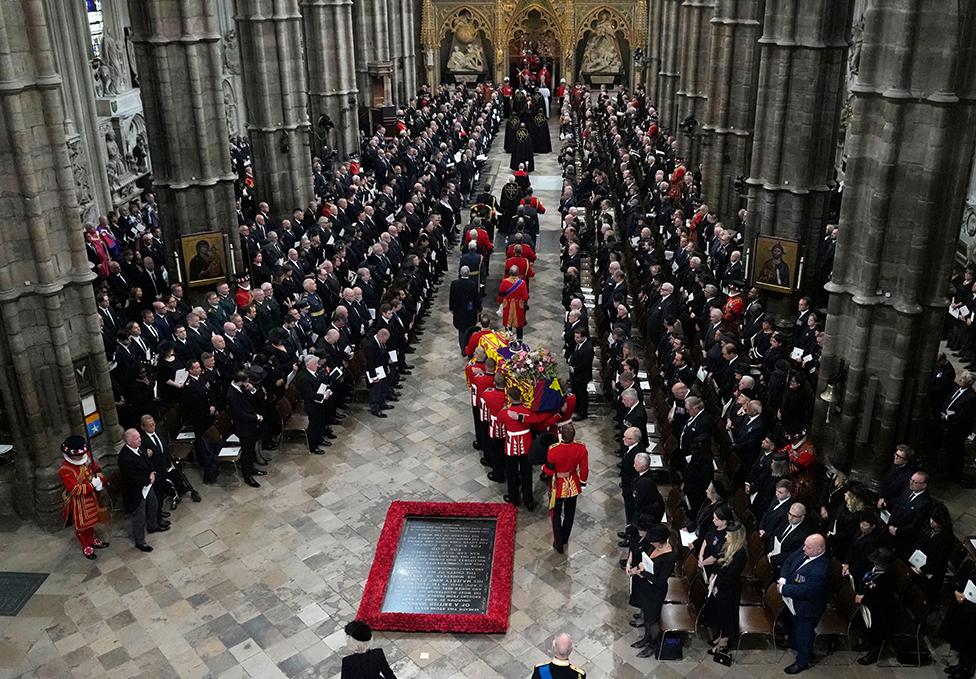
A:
<box><xmin>477</xmin><ymin>332</ymin><xmax>564</xmax><ymax>412</ymax></box>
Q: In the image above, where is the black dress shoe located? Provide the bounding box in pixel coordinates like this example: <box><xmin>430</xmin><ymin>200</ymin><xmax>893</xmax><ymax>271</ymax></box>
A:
<box><xmin>503</xmin><ymin>494</ymin><xmax>520</xmax><ymax>506</ymax></box>
<box><xmin>161</xmin><ymin>511</ymin><xmax>171</xmax><ymax>518</ymax></box>
<box><xmin>255</xmin><ymin>458</ymin><xmax>268</xmax><ymax>466</ymax></box>
<box><xmin>381</xmin><ymin>404</ymin><xmax>394</xmax><ymax>410</ymax></box>
<box><xmin>487</xmin><ymin>473</ymin><xmax>505</xmax><ymax>483</ymax></box>
<box><xmin>629</xmin><ymin>620</ymin><xmax>645</xmax><ymax>628</ymax></box>
<box><xmin>480</xmin><ymin>457</ymin><xmax>491</xmax><ymax>466</ymax></box>
<box><xmin>244</xmin><ymin>478</ymin><xmax>261</xmax><ymax>488</ymax></box>
<box><xmin>148</xmin><ymin>525</ymin><xmax>170</xmax><ymax>533</ymax></box>
<box><xmin>333</xmin><ymin>414</ymin><xmax>346</xmax><ymax>422</ymax></box>
<box><xmin>254</xmin><ymin>470</ymin><xmax>267</xmax><ymax>476</ymax></box>
<box><xmin>525</xmin><ymin>501</ymin><xmax>537</xmax><ymax>511</ymax></box>
<box><xmin>388</xmin><ymin>396</ymin><xmax>400</xmax><ymax>402</ymax></box>
<box><xmin>630</xmin><ymin>636</ymin><xmax>649</xmax><ymax>646</ymax></box>
<box><xmin>84</xmin><ymin>551</ymin><xmax>97</xmax><ymax>560</ymax></box>
<box><xmin>93</xmin><ymin>540</ymin><xmax>110</xmax><ymax>549</ymax></box>
<box><xmin>310</xmin><ymin>448</ymin><xmax>325</xmax><ymax>455</ymax></box>
<box><xmin>135</xmin><ymin>543</ymin><xmax>153</xmax><ymax>552</ymax></box>
<box><xmin>619</xmin><ymin>558</ymin><xmax>628</xmax><ymax>568</ymax></box>
<box><xmin>618</xmin><ymin>539</ymin><xmax>630</xmax><ymax>547</ymax></box>
<box><xmin>617</xmin><ymin>530</ymin><xmax>629</xmax><ymax>539</ymax></box>
<box><xmin>473</xmin><ymin>441</ymin><xmax>482</xmax><ymax>450</ymax></box>
<box><xmin>324</xmin><ymin>431</ymin><xmax>337</xmax><ymax>439</ymax></box>
<box><xmin>372</xmin><ymin>411</ymin><xmax>388</xmax><ymax>418</ymax></box>
<box><xmin>856</xmin><ymin>653</ymin><xmax>879</xmax><ymax>666</ymax></box>
<box><xmin>263</xmin><ymin>442</ymin><xmax>279</xmax><ymax>451</ymax></box>
<box><xmin>553</xmin><ymin>542</ymin><xmax>564</xmax><ymax>554</ymax></box>
<box><xmin>191</xmin><ymin>491</ymin><xmax>202</xmax><ymax>502</ymax></box>
<box><xmin>784</xmin><ymin>663</ymin><xmax>808</xmax><ymax>675</ymax></box>
<box><xmin>158</xmin><ymin>520</ymin><xmax>171</xmax><ymax>528</ymax></box>
<box><xmin>636</xmin><ymin>645</ymin><xmax>656</xmax><ymax>658</ymax></box>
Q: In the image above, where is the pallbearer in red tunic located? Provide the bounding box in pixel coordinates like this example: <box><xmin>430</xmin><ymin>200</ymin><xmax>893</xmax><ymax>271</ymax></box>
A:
<box><xmin>499</xmin><ymin>388</ymin><xmax>552</xmax><ymax>510</ymax></box>
<box><xmin>481</xmin><ymin>371</ymin><xmax>509</xmax><ymax>484</ymax></box>
<box><xmin>465</xmin><ymin>347</ymin><xmax>488</xmax><ymax>450</ymax></box>
<box><xmin>59</xmin><ymin>435</ymin><xmax>110</xmax><ymax>560</ymax></box>
<box><xmin>498</xmin><ymin>268</ymin><xmax>529</xmax><ymax>339</ymax></box>
<box><xmin>471</xmin><ymin>358</ymin><xmax>499</xmax><ymax>460</ymax></box>
<box><xmin>545</xmin><ymin>423</ymin><xmax>589</xmax><ymax>553</ymax></box>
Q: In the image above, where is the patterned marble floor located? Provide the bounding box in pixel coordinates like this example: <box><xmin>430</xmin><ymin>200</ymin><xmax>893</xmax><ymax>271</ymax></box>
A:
<box><xmin>0</xmin><ymin>124</ymin><xmax>952</xmax><ymax>678</ymax></box>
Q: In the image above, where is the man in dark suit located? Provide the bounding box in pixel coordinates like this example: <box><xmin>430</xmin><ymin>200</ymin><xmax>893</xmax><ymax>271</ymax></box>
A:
<box><xmin>225</xmin><ymin>371</ymin><xmax>264</xmax><ymax>488</ymax></box>
<box><xmin>632</xmin><ymin>453</ymin><xmax>665</xmax><ymax>524</ymax></box>
<box><xmin>645</xmin><ymin>282</ymin><xmax>678</xmax><ymax>345</ymax></box>
<box><xmin>770</xmin><ymin>502</ymin><xmax>811</xmax><ymax>576</ymax></box>
<box><xmin>617</xmin><ymin>427</ymin><xmax>645</xmax><ymax>546</ymax></box>
<box><xmin>448</xmin><ymin>267</ymin><xmax>481</xmax><ymax>353</ymax></box>
<box><xmin>759</xmin><ymin>479</ymin><xmax>793</xmax><ymax>540</ymax></box>
<box><xmin>731</xmin><ymin>399</ymin><xmax>766</xmax><ymax>471</ymax></box>
<box><xmin>877</xmin><ymin>444</ymin><xmax>916</xmax><ymax>509</ymax></box>
<box><xmin>940</xmin><ymin>371</ymin><xmax>976</xmax><ymax>478</ymax></box>
<box><xmin>180</xmin><ymin>359</ymin><xmax>218</xmax><ymax>483</ymax></box>
<box><xmin>779</xmin><ymin>534</ymin><xmax>830</xmax><ymax>674</ymax></box>
<box><xmin>298</xmin><ymin>355</ymin><xmax>333</xmax><ymax>455</ymax></box>
<box><xmin>679</xmin><ymin>396</ymin><xmax>713</xmax><ymax>513</ymax></box>
<box><xmin>117</xmin><ymin>428</ymin><xmax>165</xmax><ymax>552</ymax></box>
<box><xmin>885</xmin><ymin>471</ymin><xmax>932</xmax><ymax>551</ymax></box>
<box><xmin>619</xmin><ymin>389</ymin><xmax>647</xmax><ymax>446</ymax></box>
<box><xmin>140</xmin><ymin>415</ymin><xmax>174</xmax><ymax>526</ymax></box>
<box><xmin>568</xmin><ymin>329</ymin><xmax>594</xmax><ymax>420</ymax></box>
<box><xmin>365</xmin><ymin>329</ymin><xmax>392</xmax><ymax>417</ymax></box>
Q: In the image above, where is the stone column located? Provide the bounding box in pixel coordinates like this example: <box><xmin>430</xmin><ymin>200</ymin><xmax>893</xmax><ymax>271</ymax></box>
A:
<box><xmin>0</xmin><ymin>0</ymin><xmax>120</xmax><ymax>527</ymax></box>
<box><xmin>676</xmin><ymin>0</ymin><xmax>715</xmax><ymax>163</ymax></box>
<box><xmin>646</xmin><ymin>0</ymin><xmax>665</xmax><ymax>106</ymax></box>
<box><xmin>814</xmin><ymin>0</ymin><xmax>976</xmax><ymax>478</ymax></box>
<box><xmin>235</xmin><ymin>0</ymin><xmax>314</xmax><ymax>212</ymax></box>
<box><xmin>743</xmin><ymin>0</ymin><xmax>850</xmax><ymax>290</ymax></box>
<box><xmin>700</xmin><ymin>0</ymin><xmax>763</xmax><ymax>220</ymax></box>
<box><xmin>399</xmin><ymin>0</ymin><xmax>418</xmax><ymax>102</ymax></box>
<box><xmin>127</xmin><ymin>0</ymin><xmax>238</xmax><ymax>266</ymax></box>
<box><xmin>657</xmin><ymin>0</ymin><xmax>683</xmax><ymax>129</ymax></box>
<box><xmin>302</xmin><ymin>0</ymin><xmax>360</xmax><ymax>158</ymax></box>
<box><xmin>354</xmin><ymin>0</ymin><xmax>394</xmax><ymax>108</ymax></box>
<box><xmin>45</xmin><ymin>0</ymin><xmax>113</xmax><ymax>225</ymax></box>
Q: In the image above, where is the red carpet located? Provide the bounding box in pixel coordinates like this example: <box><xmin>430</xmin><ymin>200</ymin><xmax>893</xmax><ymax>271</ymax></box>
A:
<box><xmin>356</xmin><ymin>501</ymin><xmax>516</xmax><ymax>634</ymax></box>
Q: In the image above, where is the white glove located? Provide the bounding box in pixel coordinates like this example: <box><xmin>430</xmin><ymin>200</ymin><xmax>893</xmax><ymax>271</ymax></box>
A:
<box><xmin>92</xmin><ymin>476</ymin><xmax>103</xmax><ymax>491</ymax></box>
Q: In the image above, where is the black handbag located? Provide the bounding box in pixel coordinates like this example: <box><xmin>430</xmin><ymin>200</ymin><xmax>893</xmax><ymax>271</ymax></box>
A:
<box><xmin>712</xmin><ymin>650</ymin><xmax>733</xmax><ymax>666</ymax></box>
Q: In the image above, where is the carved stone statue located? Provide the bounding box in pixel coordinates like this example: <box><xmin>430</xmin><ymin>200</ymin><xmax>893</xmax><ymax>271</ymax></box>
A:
<box><xmin>447</xmin><ymin>21</ymin><xmax>486</xmax><ymax>73</ymax></box>
<box><xmin>447</xmin><ymin>40</ymin><xmax>486</xmax><ymax>72</ymax></box>
<box><xmin>102</xmin><ymin>30</ymin><xmax>132</xmax><ymax>93</ymax></box>
<box><xmin>91</xmin><ymin>57</ymin><xmax>114</xmax><ymax>97</ymax></box>
<box><xmin>849</xmin><ymin>14</ymin><xmax>865</xmax><ymax>78</ymax></box>
<box><xmin>104</xmin><ymin>130</ymin><xmax>126</xmax><ymax>190</ymax></box>
<box><xmin>223</xmin><ymin>80</ymin><xmax>239</xmax><ymax>137</ymax></box>
<box><xmin>223</xmin><ymin>29</ymin><xmax>240</xmax><ymax>75</ymax></box>
<box><xmin>580</xmin><ymin>19</ymin><xmax>622</xmax><ymax>73</ymax></box>
<box><xmin>68</xmin><ymin>139</ymin><xmax>93</xmax><ymax>207</ymax></box>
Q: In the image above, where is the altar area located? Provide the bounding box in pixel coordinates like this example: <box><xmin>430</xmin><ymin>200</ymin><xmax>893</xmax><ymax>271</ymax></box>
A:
<box><xmin>419</xmin><ymin>0</ymin><xmax>647</xmax><ymax>88</ymax></box>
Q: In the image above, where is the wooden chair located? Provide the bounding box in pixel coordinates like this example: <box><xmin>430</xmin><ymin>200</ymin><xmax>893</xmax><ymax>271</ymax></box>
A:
<box><xmin>735</xmin><ymin>595</ymin><xmax>779</xmax><ymax>660</ymax></box>
<box><xmin>879</xmin><ymin>585</ymin><xmax>931</xmax><ymax>667</ymax></box>
<box><xmin>666</xmin><ymin>553</ymin><xmax>700</xmax><ymax>604</ymax></box>
<box><xmin>814</xmin><ymin>575</ymin><xmax>857</xmax><ymax>654</ymax></box>
<box><xmin>657</xmin><ymin>578</ymin><xmax>709</xmax><ymax>658</ymax></box>
<box><xmin>741</xmin><ymin>553</ymin><xmax>776</xmax><ymax>606</ymax></box>
<box><xmin>666</xmin><ymin>486</ymin><xmax>684</xmax><ymax>516</ymax></box>
<box><xmin>731</xmin><ymin>487</ymin><xmax>750</xmax><ymax>518</ymax></box>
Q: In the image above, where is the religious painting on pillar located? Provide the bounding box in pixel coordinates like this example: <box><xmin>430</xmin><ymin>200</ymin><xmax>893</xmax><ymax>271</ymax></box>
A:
<box><xmin>508</xmin><ymin>9</ymin><xmax>560</xmax><ymax>87</ymax></box>
<box><xmin>575</xmin><ymin>10</ymin><xmax>627</xmax><ymax>86</ymax></box>
<box><xmin>752</xmin><ymin>235</ymin><xmax>800</xmax><ymax>294</ymax></box>
<box><xmin>181</xmin><ymin>232</ymin><xmax>227</xmax><ymax>288</ymax></box>
<box><xmin>440</xmin><ymin>10</ymin><xmax>493</xmax><ymax>84</ymax></box>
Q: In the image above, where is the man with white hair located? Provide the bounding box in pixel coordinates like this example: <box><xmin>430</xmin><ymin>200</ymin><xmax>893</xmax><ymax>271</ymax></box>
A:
<box><xmin>532</xmin><ymin>632</ymin><xmax>586</xmax><ymax>678</ymax></box>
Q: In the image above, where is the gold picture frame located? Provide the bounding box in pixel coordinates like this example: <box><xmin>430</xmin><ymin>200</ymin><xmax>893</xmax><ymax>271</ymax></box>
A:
<box><xmin>181</xmin><ymin>232</ymin><xmax>227</xmax><ymax>287</ymax></box>
<box><xmin>752</xmin><ymin>235</ymin><xmax>800</xmax><ymax>294</ymax></box>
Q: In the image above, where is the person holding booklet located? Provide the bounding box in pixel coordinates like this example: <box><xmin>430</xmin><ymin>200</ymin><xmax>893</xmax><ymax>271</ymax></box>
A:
<box><xmin>853</xmin><ymin>547</ymin><xmax>897</xmax><ymax>665</ymax></box>
<box><xmin>906</xmin><ymin>502</ymin><xmax>954</xmax><ymax>599</ymax></box>
<box><xmin>626</xmin><ymin>522</ymin><xmax>677</xmax><ymax>657</ymax></box>
<box><xmin>778</xmin><ymin>534</ymin><xmax>830</xmax><ymax>674</ymax></box>
<box><xmin>365</xmin><ymin>328</ymin><xmax>393</xmax><ymax>418</ymax></box>
<box><xmin>704</xmin><ymin>522</ymin><xmax>747</xmax><ymax>657</ymax></box>
<box><xmin>942</xmin><ymin>565</ymin><xmax>976</xmax><ymax>679</ymax></box>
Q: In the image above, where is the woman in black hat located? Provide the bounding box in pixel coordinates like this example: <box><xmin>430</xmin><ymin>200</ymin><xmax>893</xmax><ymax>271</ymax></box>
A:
<box><xmin>842</xmin><ymin>510</ymin><xmax>882</xmax><ymax>590</ymax></box>
<box><xmin>853</xmin><ymin>547</ymin><xmax>897</xmax><ymax>665</ymax></box>
<box><xmin>907</xmin><ymin>502</ymin><xmax>954</xmax><ymax>600</ymax></box>
<box><xmin>341</xmin><ymin>620</ymin><xmax>396</xmax><ymax>679</ymax></box>
<box><xmin>627</xmin><ymin>521</ymin><xmax>677</xmax><ymax>657</ymax></box>
<box><xmin>705</xmin><ymin>521</ymin><xmax>747</xmax><ymax>655</ymax></box>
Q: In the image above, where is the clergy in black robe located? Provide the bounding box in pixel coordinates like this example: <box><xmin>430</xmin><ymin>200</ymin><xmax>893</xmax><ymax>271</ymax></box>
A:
<box><xmin>498</xmin><ymin>179</ymin><xmax>522</xmax><ymax>235</ymax></box>
<box><xmin>510</xmin><ymin>123</ymin><xmax>534</xmax><ymax>171</ymax></box>
<box><xmin>504</xmin><ymin>114</ymin><xmax>521</xmax><ymax>153</ymax></box>
<box><xmin>530</xmin><ymin>103</ymin><xmax>552</xmax><ymax>153</ymax></box>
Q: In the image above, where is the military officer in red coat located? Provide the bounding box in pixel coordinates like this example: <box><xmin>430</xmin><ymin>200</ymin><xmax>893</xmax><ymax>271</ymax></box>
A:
<box><xmin>545</xmin><ymin>423</ymin><xmax>589</xmax><ymax>553</ymax></box>
<box><xmin>59</xmin><ymin>435</ymin><xmax>110</xmax><ymax>559</ymax></box>
<box><xmin>499</xmin><ymin>388</ymin><xmax>553</xmax><ymax>509</ymax></box>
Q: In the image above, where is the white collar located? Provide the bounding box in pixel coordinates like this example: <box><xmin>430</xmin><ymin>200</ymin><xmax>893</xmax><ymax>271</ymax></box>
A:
<box><xmin>63</xmin><ymin>453</ymin><xmax>89</xmax><ymax>465</ymax></box>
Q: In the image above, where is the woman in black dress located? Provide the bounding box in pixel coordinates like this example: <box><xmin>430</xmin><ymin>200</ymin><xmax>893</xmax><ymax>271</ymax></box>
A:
<box><xmin>908</xmin><ymin>502</ymin><xmax>954</xmax><ymax>600</ymax></box>
<box><xmin>706</xmin><ymin>522</ymin><xmax>747</xmax><ymax>654</ymax></box>
<box><xmin>698</xmin><ymin>503</ymin><xmax>733</xmax><ymax>579</ymax></box>
<box><xmin>341</xmin><ymin>620</ymin><xmax>396</xmax><ymax>679</ymax></box>
<box><xmin>854</xmin><ymin>548</ymin><xmax>897</xmax><ymax>665</ymax></box>
<box><xmin>155</xmin><ymin>341</ymin><xmax>183</xmax><ymax>408</ymax></box>
<box><xmin>692</xmin><ymin>480</ymin><xmax>727</xmax><ymax>551</ymax></box>
<box><xmin>942</xmin><ymin>558</ymin><xmax>976</xmax><ymax>679</ymax></box>
<box><xmin>629</xmin><ymin>523</ymin><xmax>678</xmax><ymax>658</ymax></box>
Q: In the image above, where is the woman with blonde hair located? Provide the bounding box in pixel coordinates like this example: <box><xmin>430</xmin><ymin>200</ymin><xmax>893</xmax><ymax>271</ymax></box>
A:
<box><xmin>705</xmin><ymin>521</ymin><xmax>747</xmax><ymax>655</ymax></box>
